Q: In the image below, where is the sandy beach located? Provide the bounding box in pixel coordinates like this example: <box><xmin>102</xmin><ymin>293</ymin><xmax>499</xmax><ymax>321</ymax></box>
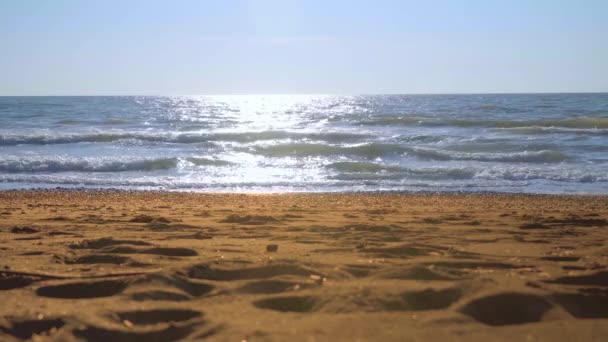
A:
<box><xmin>0</xmin><ymin>191</ymin><xmax>607</xmax><ymax>341</ymax></box>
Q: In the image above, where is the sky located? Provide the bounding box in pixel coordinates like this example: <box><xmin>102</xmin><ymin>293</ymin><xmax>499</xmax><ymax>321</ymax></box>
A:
<box><xmin>0</xmin><ymin>0</ymin><xmax>607</xmax><ymax>95</ymax></box>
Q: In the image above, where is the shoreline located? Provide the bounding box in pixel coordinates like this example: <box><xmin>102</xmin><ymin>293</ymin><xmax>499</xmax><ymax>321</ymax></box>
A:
<box><xmin>2</xmin><ymin>187</ymin><xmax>607</xmax><ymax>197</ymax></box>
<box><xmin>1</xmin><ymin>190</ymin><xmax>607</xmax><ymax>340</ymax></box>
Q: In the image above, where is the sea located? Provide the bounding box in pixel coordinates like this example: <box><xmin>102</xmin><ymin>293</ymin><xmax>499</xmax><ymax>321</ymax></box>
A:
<box><xmin>0</xmin><ymin>94</ymin><xmax>607</xmax><ymax>194</ymax></box>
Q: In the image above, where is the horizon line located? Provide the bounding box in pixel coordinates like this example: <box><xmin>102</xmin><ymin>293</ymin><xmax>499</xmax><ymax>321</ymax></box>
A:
<box><xmin>1</xmin><ymin>91</ymin><xmax>607</xmax><ymax>97</ymax></box>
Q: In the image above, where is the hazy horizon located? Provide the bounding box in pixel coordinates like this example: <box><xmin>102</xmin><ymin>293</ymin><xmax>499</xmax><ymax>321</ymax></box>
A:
<box><xmin>1</xmin><ymin>0</ymin><xmax>607</xmax><ymax>95</ymax></box>
<box><xmin>2</xmin><ymin>92</ymin><xmax>608</xmax><ymax>97</ymax></box>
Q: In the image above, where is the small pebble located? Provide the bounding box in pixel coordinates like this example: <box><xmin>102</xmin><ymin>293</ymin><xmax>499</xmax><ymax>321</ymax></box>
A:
<box><xmin>266</xmin><ymin>244</ymin><xmax>278</xmax><ymax>252</ymax></box>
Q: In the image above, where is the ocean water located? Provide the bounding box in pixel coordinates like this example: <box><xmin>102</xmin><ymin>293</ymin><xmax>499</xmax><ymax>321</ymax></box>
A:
<box><xmin>0</xmin><ymin>94</ymin><xmax>607</xmax><ymax>194</ymax></box>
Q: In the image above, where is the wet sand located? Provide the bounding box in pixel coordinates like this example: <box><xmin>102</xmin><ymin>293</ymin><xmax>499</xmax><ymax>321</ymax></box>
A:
<box><xmin>1</xmin><ymin>191</ymin><xmax>607</xmax><ymax>341</ymax></box>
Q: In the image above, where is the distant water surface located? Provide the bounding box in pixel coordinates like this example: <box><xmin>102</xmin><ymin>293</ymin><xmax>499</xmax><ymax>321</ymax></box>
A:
<box><xmin>0</xmin><ymin>94</ymin><xmax>607</xmax><ymax>193</ymax></box>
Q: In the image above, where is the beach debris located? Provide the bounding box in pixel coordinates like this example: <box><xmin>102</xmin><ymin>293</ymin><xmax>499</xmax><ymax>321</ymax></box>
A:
<box><xmin>309</xmin><ymin>274</ymin><xmax>326</xmax><ymax>284</ymax></box>
<box><xmin>266</xmin><ymin>244</ymin><xmax>279</xmax><ymax>252</ymax></box>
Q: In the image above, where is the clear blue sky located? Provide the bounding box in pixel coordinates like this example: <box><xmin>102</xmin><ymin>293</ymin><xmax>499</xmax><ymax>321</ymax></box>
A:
<box><xmin>1</xmin><ymin>0</ymin><xmax>607</xmax><ymax>95</ymax></box>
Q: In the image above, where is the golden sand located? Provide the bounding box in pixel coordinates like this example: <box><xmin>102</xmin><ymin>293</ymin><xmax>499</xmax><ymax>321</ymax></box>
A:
<box><xmin>1</xmin><ymin>191</ymin><xmax>607</xmax><ymax>341</ymax></box>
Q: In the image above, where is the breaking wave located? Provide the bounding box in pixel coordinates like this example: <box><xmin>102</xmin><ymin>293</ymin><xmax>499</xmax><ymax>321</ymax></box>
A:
<box><xmin>250</xmin><ymin>143</ymin><xmax>569</xmax><ymax>163</ymax></box>
<box><xmin>0</xmin><ymin>131</ymin><xmax>369</xmax><ymax>146</ymax></box>
<box><xmin>0</xmin><ymin>157</ymin><xmax>231</xmax><ymax>173</ymax></box>
<box><xmin>359</xmin><ymin>116</ymin><xmax>608</xmax><ymax>130</ymax></box>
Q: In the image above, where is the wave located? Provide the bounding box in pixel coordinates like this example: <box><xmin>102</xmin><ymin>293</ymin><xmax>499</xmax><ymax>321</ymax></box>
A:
<box><xmin>208</xmin><ymin>131</ymin><xmax>367</xmax><ymax>143</ymax></box>
<box><xmin>186</xmin><ymin>157</ymin><xmax>233</xmax><ymax>166</ymax></box>
<box><xmin>0</xmin><ymin>158</ymin><xmax>178</xmax><ymax>173</ymax></box>
<box><xmin>327</xmin><ymin>162</ymin><xmax>477</xmax><ymax>180</ymax></box>
<box><xmin>56</xmin><ymin>119</ymin><xmax>82</xmax><ymax>125</ymax></box>
<box><xmin>249</xmin><ymin>143</ymin><xmax>569</xmax><ymax>163</ymax></box>
<box><xmin>359</xmin><ymin>116</ymin><xmax>608</xmax><ymax>130</ymax></box>
<box><xmin>402</xmin><ymin>147</ymin><xmax>569</xmax><ymax>163</ymax></box>
<box><xmin>0</xmin><ymin>157</ymin><xmax>231</xmax><ymax>173</ymax></box>
<box><xmin>102</xmin><ymin>118</ymin><xmax>130</xmax><ymax>125</ymax></box>
<box><xmin>476</xmin><ymin>167</ymin><xmax>608</xmax><ymax>183</ymax></box>
<box><xmin>0</xmin><ymin>130</ymin><xmax>369</xmax><ymax>146</ymax></box>
<box><xmin>0</xmin><ymin>133</ymin><xmax>155</xmax><ymax>145</ymax></box>
<box><xmin>2</xmin><ymin>164</ymin><xmax>603</xmax><ymax>190</ymax></box>
<box><xmin>248</xmin><ymin>143</ymin><xmax>406</xmax><ymax>157</ymax></box>
<box><xmin>493</xmin><ymin>126</ymin><xmax>608</xmax><ymax>135</ymax></box>
<box><xmin>326</xmin><ymin>162</ymin><xmax>608</xmax><ymax>183</ymax></box>
<box><xmin>0</xmin><ymin>175</ymin><xmax>336</xmax><ymax>190</ymax></box>
<box><xmin>473</xmin><ymin>105</ymin><xmax>521</xmax><ymax>112</ymax></box>
<box><xmin>327</xmin><ymin>161</ymin><xmax>400</xmax><ymax>173</ymax></box>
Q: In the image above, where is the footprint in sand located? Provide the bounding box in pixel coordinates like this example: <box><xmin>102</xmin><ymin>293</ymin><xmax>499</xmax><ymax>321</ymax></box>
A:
<box><xmin>70</xmin><ymin>237</ymin><xmax>198</xmax><ymax>256</ymax></box>
<box><xmin>10</xmin><ymin>226</ymin><xmax>39</xmax><ymax>234</ymax></box>
<box><xmin>545</xmin><ymin>271</ymin><xmax>608</xmax><ymax>286</ymax></box>
<box><xmin>237</xmin><ymin>280</ymin><xmax>317</xmax><ymax>294</ymax></box>
<box><xmin>373</xmin><ymin>265</ymin><xmax>460</xmax><ymax>281</ymax></box>
<box><xmin>459</xmin><ymin>293</ymin><xmax>554</xmax><ymax>326</ymax></box>
<box><xmin>128</xmin><ymin>273</ymin><xmax>214</xmax><ymax>301</ymax></box>
<box><xmin>74</xmin><ymin>323</ymin><xmax>199</xmax><ymax>342</ymax></box>
<box><xmin>99</xmin><ymin>246</ymin><xmax>198</xmax><ymax>257</ymax></box>
<box><xmin>382</xmin><ymin>288</ymin><xmax>463</xmax><ymax>311</ymax></box>
<box><xmin>254</xmin><ymin>288</ymin><xmax>462</xmax><ymax>313</ymax></box>
<box><xmin>338</xmin><ymin>264</ymin><xmax>380</xmax><ymax>278</ymax></box>
<box><xmin>551</xmin><ymin>292</ymin><xmax>608</xmax><ymax>319</ymax></box>
<box><xmin>540</xmin><ymin>256</ymin><xmax>581</xmax><ymax>262</ymax></box>
<box><xmin>187</xmin><ymin>263</ymin><xmax>323</xmax><ymax>281</ymax></box>
<box><xmin>358</xmin><ymin>244</ymin><xmax>435</xmax><ymax>258</ymax></box>
<box><xmin>0</xmin><ymin>317</ymin><xmax>65</xmax><ymax>340</ymax></box>
<box><xmin>80</xmin><ymin>298</ymin><xmax>216</xmax><ymax>340</ymax></box>
<box><xmin>36</xmin><ymin>279</ymin><xmax>130</xmax><ymax>299</ymax></box>
<box><xmin>63</xmin><ymin>254</ymin><xmax>148</xmax><ymax>266</ymax></box>
<box><xmin>112</xmin><ymin>309</ymin><xmax>202</xmax><ymax>325</ymax></box>
<box><xmin>70</xmin><ymin>238</ymin><xmax>152</xmax><ymax>249</ymax></box>
<box><xmin>1</xmin><ymin>271</ymin><xmax>60</xmax><ymax>291</ymax></box>
<box><xmin>0</xmin><ymin>274</ymin><xmax>35</xmax><ymax>291</ymax></box>
<box><xmin>254</xmin><ymin>295</ymin><xmax>320</xmax><ymax>312</ymax></box>
<box><xmin>129</xmin><ymin>215</ymin><xmax>171</xmax><ymax>223</ymax></box>
<box><xmin>219</xmin><ymin>214</ymin><xmax>279</xmax><ymax>225</ymax></box>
